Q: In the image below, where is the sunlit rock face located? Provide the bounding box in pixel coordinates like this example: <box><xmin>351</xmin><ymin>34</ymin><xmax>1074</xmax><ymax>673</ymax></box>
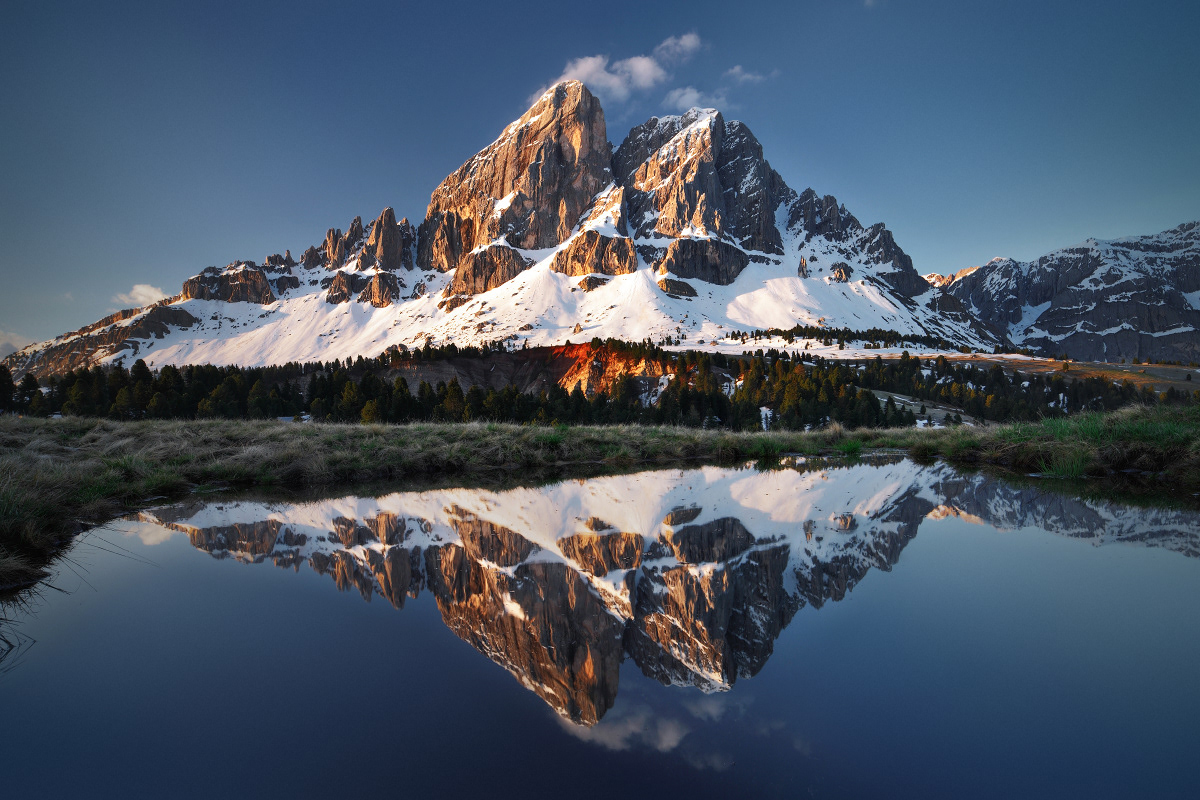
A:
<box><xmin>418</xmin><ymin>80</ymin><xmax>613</xmax><ymax>292</ymax></box>
<box><xmin>139</xmin><ymin>459</ymin><xmax>1200</xmax><ymax>724</ymax></box>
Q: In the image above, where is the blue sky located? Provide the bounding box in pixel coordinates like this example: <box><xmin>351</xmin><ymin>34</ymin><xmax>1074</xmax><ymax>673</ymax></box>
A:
<box><xmin>2</xmin><ymin>0</ymin><xmax>1197</xmax><ymax>347</ymax></box>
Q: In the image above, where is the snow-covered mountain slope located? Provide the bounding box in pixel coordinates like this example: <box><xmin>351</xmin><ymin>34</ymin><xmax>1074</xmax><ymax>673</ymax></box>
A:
<box><xmin>930</xmin><ymin>221</ymin><xmax>1200</xmax><ymax>362</ymax></box>
<box><xmin>130</xmin><ymin>459</ymin><xmax>1200</xmax><ymax>723</ymax></box>
<box><xmin>7</xmin><ymin>81</ymin><xmax>999</xmax><ymax>378</ymax></box>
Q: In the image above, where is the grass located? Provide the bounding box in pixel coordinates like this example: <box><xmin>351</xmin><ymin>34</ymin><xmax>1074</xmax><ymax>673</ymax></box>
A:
<box><xmin>2</xmin><ymin>403</ymin><xmax>1198</xmax><ymax>594</ymax></box>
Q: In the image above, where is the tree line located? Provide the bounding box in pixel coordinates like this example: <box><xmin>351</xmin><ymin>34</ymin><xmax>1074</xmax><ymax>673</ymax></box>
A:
<box><xmin>2</xmin><ymin>344</ymin><xmax>1194</xmax><ymax>429</ymax></box>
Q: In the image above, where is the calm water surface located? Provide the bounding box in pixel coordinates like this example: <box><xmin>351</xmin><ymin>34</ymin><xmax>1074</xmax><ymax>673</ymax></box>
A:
<box><xmin>4</xmin><ymin>457</ymin><xmax>1199</xmax><ymax>799</ymax></box>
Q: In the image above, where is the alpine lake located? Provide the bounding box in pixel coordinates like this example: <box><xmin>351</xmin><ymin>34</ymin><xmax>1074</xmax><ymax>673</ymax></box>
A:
<box><xmin>4</xmin><ymin>455</ymin><xmax>1199</xmax><ymax>799</ymax></box>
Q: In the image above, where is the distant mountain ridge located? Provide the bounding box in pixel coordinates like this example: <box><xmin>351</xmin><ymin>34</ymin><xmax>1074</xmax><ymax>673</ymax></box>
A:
<box><xmin>8</xmin><ymin>80</ymin><xmax>1192</xmax><ymax>378</ymax></box>
<box><xmin>927</xmin><ymin>221</ymin><xmax>1200</xmax><ymax>363</ymax></box>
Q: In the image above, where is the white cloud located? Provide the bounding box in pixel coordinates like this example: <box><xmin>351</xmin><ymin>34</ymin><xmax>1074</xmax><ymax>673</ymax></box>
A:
<box><xmin>653</xmin><ymin>32</ymin><xmax>702</xmax><ymax>64</ymax></box>
<box><xmin>0</xmin><ymin>329</ymin><xmax>34</xmax><ymax>359</ymax></box>
<box><xmin>112</xmin><ymin>283</ymin><xmax>168</xmax><ymax>307</ymax></box>
<box><xmin>539</xmin><ymin>33</ymin><xmax>702</xmax><ymax>104</ymax></box>
<box><xmin>724</xmin><ymin>65</ymin><xmax>767</xmax><ymax>84</ymax></box>
<box><xmin>663</xmin><ymin>85</ymin><xmax>728</xmax><ymax>111</ymax></box>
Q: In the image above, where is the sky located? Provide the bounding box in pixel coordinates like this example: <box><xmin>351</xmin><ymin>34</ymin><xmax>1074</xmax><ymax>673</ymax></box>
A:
<box><xmin>2</xmin><ymin>0</ymin><xmax>1198</xmax><ymax>347</ymax></box>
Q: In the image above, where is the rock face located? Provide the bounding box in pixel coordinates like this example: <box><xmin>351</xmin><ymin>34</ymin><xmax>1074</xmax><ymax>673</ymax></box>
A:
<box><xmin>549</xmin><ymin>229</ymin><xmax>637</xmax><ymax>277</ymax></box>
<box><xmin>418</xmin><ymin>81</ymin><xmax>612</xmax><ymax>287</ymax></box>
<box><xmin>614</xmin><ymin>109</ymin><xmax>788</xmax><ymax>254</ymax></box>
<box><xmin>324</xmin><ymin>271</ymin><xmax>370</xmax><ymax>304</ymax></box>
<box><xmin>181</xmin><ymin>263</ymin><xmax>277</xmax><ymax>304</ymax></box>
<box><xmin>830</xmin><ymin>262</ymin><xmax>853</xmax><ymax>283</ymax></box>
<box><xmin>656</xmin><ymin>239</ymin><xmax>750</xmax><ymax>285</ymax></box>
<box><xmin>364</xmin><ymin>207</ymin><xmax>416</xmax><ymax>271</ymax></box>
<box><xmin>449</xmin><ymin>245</ymin><xmax>534</xmax><ymax>295</ymax></box>
<box><xmin>937</xmin><ymin>221</ymin><xmax>1200</xmax><ymax>362</ymax></box>
<box><xmin>357</xmin><ymin>272</ymin><xmax>403</xmax><ymax>308</ymax></box>
<box><xmin>657</xmin><ymin>276</ymin><xmax>697</xmax><ymax>297</ymax></box>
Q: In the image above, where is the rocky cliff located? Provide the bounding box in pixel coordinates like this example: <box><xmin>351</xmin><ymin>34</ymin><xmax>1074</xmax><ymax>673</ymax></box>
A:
<box><xmin>932</xmin><ymin>221</ymin><xmax>1200</xmax><ymax>362</ymax></box>
<box><xmin>418</xmin><ymin>81</ymin><xmax>613</xmax><ymax>294</ymax></box>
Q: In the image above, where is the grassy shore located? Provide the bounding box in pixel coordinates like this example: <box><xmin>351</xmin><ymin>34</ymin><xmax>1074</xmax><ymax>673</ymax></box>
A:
<box><xmin>2</xmin><ymin>403</ymin><xmax>1198</xmax><ymax>593</ymax></box>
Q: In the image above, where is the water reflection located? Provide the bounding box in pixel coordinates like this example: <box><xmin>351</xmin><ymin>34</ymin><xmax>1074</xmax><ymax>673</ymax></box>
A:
<box><xmin>136</xmin><ymin>457</ymin><xmax>1200</xmax><ymax>725</ymax></box>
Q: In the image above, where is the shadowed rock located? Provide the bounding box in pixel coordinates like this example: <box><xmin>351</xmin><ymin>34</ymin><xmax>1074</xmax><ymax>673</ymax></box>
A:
<box><xmin>182</xmin><ymin>264</ymin><xmax>277</xmax><ymax>304</ymax></box>
<box><xmin>448</xmin><ymin>246</ymin><xmax>535</xmax><ymax>295</ymax></box>
<box><xmin>357</xmin><ymin>273</ymin><xmax>404</xmax><ymax>308</ymax></box>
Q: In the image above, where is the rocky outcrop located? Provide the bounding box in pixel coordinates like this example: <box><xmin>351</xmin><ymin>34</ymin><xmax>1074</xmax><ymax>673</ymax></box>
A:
<box><xmin>300</xmin><ymin>246</ymin><xmax>323</xmax><ymax>269</ymax></box>
<box><xmin>324</xmin><ymin>271</ymin><xmax>370</xmax><ymax>304</ymax></box>
<box><xmin>181</xmin><ymin>264</ymin><xmax>278</xmax><ymax>304</ymax></box>
<box><xmin>319</xmin><ymin>217</ymin><xmax>369</xmax><ymax>270</ymax></box>
<box><xmin>447</xmin><ymin>507</ymin><xmax>540</xmax><ymax>567</ymax></box>
<box><xmin>657</xmin><ymin>276</ymin><xmax>697</xmax><ymax>297</ymax></box>
<box><xmin>356</xmin><ymin>273</ymin><xmax>404</xmax><ymax>308</ymax></box>
<box><xmin>449</xmin><ymin>245</ymin><xmax>535</xmax><ymax>295</ymax></box>
<box><xmin>263</xmin><ymin>251</ymin><xmax>295</xmax><ymax>269</ymax></box>
<box><xmin>655</xmin><ymin>239</ymin><xmax>750</xmax><ymax>285</ymax></box>
<box><xmin>650</xmin><ymin>517</ymin><xmax>755</xmax><ymax>563</ymax></box>
<box><xmin>418</xmin><ymin>81</ymin><xmax>612</xmax><ymax>290</ymax></box>
<box><xmin>830</xmin><ymin>262</ymin><xmax>853</xmax><ymax>283</ymax></box>
<box><xmin>785</xmin><ymin>189</ymin><xmax>860</xmax><ymax>244</ymax></box>
<box><xmin>940</xmin><ymin>221</ymin><xmax>1200</xmax><ymax>362</ymax></box>
<box><xmin>558</xmin><ymin>531</ymin><xmax>644</xmax><ymax>577</ymax></box>
<box><xmin>323</xmin><ymin>228</ymin><xmax>345</xmax><ymax>268</ymax></box>
<box><xmin>550</xmin><ymin>230</ymin><xmax>637</xmax><ymax>277</ymax></box>
<box><xmin>613</xmin><ymin>109</ymin><xmax>788</xmax><ymax>254</ymax></box>
<box><xmin>364</xmin><ymin>207</ymin><xmax>416</xmax><ymax>271</ymax></box>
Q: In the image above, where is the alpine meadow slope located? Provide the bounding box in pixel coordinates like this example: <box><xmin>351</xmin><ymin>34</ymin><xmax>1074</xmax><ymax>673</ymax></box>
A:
<box><xmin>6</xmin><ymin>81</ymin><xmax>1003</xmax><ymax>379</ymax></box>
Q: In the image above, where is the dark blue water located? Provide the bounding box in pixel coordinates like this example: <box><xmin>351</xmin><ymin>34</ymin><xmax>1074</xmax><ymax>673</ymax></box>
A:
<box><xmin>4</xmin><ymin>459</ymin><xmax>1198</xmax><ymax>799</ymax></box>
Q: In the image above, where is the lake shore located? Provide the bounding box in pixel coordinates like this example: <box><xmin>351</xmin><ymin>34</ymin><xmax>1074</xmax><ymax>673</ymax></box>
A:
<box><xmin>2</xmin><ymin>404</ymin><xmax>1197</xmax><ymax>593</ymax></box>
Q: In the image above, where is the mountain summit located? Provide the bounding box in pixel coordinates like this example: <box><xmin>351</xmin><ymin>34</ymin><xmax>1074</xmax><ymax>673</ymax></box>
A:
<box><xmin>9</xmin><ymin>81</ymin><xmax>1002</xmax><ymax>377</ymax></box>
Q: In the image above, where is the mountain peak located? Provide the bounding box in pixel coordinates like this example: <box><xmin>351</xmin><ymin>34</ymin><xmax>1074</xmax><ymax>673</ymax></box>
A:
<box><xmin>416</xmin><ymin>77</ymin><xmax>611</xmax><ymax>294</ymax></box>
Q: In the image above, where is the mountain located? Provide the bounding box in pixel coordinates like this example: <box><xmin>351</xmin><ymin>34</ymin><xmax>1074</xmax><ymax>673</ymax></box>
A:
<box><xmin>929</xmin><ymin>221</ymin><xmax>1200</xmax><ymax>362</ymax></box>
<box><xmin>136</xmin><ymin>459</ymin><xmax>1200</xmax><ymax>724</ymax></box>
<box><xmin>6</xmin><ymin>81</ymin><xmax>998</xmax><ymax>379</ymax></box>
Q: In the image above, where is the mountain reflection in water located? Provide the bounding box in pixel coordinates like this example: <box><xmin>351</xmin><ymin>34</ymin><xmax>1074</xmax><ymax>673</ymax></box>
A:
<box><xmin>136</xmin><ymin>457</ymin><xmax>1200</xmax><ymax>725</ymax></box>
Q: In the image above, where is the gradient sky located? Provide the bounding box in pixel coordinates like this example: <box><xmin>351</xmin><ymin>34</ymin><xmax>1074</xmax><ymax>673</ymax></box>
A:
<box><xmin>2</xmin><ymin>0</ymin><xmax>1197</xmax><ymax>347</ymax></box>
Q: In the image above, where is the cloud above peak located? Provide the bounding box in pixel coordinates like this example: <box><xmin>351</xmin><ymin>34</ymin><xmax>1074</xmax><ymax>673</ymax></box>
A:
<box><xmin>112</xmin><ymin>283</ymin><xmax>168</xmax><ymax>308</ymax></box>
<box><xmin>538</xmin><ymin>33</ymin><xmax>702</xmax><ymax>104</ymax></box>
<box><xmin>663</xmin><ymin>86</ymin><xmax>727</xmax><ymax>112</ymax></box>
<box><xmin>724</xmin><ymin>65</ymin><xmax>768</xmax><ymax>84</ymax></box>
<box><xmin>653</xmin><ymin>32</ymin><xmax>702</xmax><ymax>64</ymax></box>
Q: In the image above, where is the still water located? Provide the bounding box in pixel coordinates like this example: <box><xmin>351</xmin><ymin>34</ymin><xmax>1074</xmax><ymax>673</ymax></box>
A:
<box><xmin>4</xmin><ymin>457</ymin><xmax>1199</xmax><ymax>799</ymax></box>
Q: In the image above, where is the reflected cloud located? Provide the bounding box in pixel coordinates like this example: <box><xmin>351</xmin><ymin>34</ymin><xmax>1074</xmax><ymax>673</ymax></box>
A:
<box><xmin>559</xmin><ymin>704</ymin><xmax>690</xmax><ymax>752</ymax></box>
<box><xmin>119</xmin><ymin>522</ymin><xmax>176</xmax><ymax>547</ymax></box>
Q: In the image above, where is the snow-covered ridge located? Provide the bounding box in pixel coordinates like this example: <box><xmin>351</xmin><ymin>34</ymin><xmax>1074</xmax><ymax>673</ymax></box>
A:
<box><xmin>939</xmin><ymin>220</ymin><xmax>1200</xmax><ymax>362</ymax></box>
